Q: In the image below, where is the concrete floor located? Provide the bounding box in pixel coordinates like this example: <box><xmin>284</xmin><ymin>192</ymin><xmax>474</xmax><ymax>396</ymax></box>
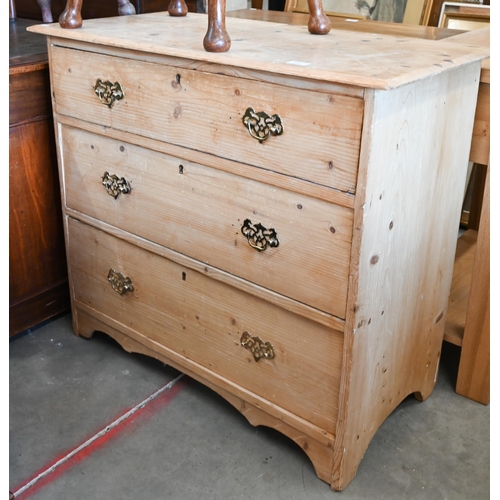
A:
<box><xmin>10</xmin><ymin>312</ymin><xmax>489</xmax><ymax>499</ymax></box>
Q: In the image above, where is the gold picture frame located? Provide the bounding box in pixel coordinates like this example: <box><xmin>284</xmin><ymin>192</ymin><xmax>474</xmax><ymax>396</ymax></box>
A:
<box><xmin>284</xmin><ymin>0</ymin><xmax>436</xmax><ymax>24</ymax></box>
<box><xmin>438</xmin><ymin>2</ymin><xmax>490</xmax><ymax>29</ymax></box>
<box><xmin>403</xmin><ymin>0</ymin><xmax>434</xmax><ymax>25</ymax></box>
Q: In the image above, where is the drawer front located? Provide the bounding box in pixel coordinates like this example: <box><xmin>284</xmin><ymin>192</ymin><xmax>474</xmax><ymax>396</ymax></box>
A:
<box><xmin>68</xmin><ymin>218</ymin><xmax>343</xmax><ymax>433</ymax></box>
<box><xmin>62</xmin><ymin>125</ymin><xmax>353</xmax><ymax>318</ymax></box>
<box><xmin>51</xmin><ymin>45</ymin><xmax>363</xmax><ymax>192</ymax></box>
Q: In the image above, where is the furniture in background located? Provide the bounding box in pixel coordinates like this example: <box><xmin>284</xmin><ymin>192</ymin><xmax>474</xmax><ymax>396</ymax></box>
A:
<box><xmin>438</xmin><ymin>1</ymin><xmax>490</xmax><ymax>29</ymax></box>
<box><xmin>30</xmin><ymin>13</ymin><xmax>486</xmax><ymax>490</ymax></box>
<box><xmin>443</xmin><ymin>27</ymin><xmax>489</xmax><ymax>405</ymax></box>
<box><xmin>283</xmin><ymin>0</ymin><xmax>439</xmax><ymax>24</ymax></box>
<box><xmin>284</xmin><ymin>0</ymin><xmax>366</xmax><ymax>20</ymax></box>
<box><xmin>455</xmin><ymin>160</ymin><xmax>489</xmax><ymax>403</ymax></box>
<box><xmin>35</xmin><ymin>0</ymin><xmax>136</xmax><ymax>24</ymax></box>
<box><xmin>9</xmin><ymin>18</ymin><xmax>70</xmax><ymax>336</ymax></box>
<box><xmin>21</xmin><ymin>0</ymin><xmax>333</xmax><ymax>51</ymax></box>
<box><xmin>14</xmin><ymin>0</ymin><xmax>198</xmax><ymax>20</ymax></box>
<box><xmin>425</xmin><ymin>0</ymin><xmax>489</xmax><ymax>27</ymax></box>
<box><xmin>228</xmin><ymin>7</ymin><xmax>463</xmax><ymax>38</ymax></box>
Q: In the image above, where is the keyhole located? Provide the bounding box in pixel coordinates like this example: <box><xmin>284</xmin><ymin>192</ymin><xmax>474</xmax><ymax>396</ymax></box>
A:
<box><xmin>171</xmin><ymin>73</ymin><xmax>182</xmax><ymax>90</ymax></box>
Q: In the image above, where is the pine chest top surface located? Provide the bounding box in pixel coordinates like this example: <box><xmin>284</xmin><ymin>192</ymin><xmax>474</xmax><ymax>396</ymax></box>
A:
<box><xmin>28</xmin><ymin>12</ymin><xmax>488</xmax><ymax>90</ymax></box>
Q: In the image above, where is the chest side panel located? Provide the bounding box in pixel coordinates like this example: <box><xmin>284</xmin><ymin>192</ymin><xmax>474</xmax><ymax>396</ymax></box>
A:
<box><xmin>332</xmin><ymin>62</ymin><xmax>482</xmax><ymax>489</ymax></box>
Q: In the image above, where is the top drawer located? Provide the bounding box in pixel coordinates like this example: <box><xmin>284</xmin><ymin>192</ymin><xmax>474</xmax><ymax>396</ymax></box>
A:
<box><xmin>49</xmin><ymin>45</ymin><xmax>363</xmax><ymax>192</ymax></box>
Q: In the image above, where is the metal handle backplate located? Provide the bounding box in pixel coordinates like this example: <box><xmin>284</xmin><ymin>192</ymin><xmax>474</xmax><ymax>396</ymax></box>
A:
<box><xmin>108</xmin><ymin>269</ymin><xmax>134</xmax><ymax>295</ymax></box>
<box><xmin>94</xmin><ymin>79</ymin><xmax>124</xmax><ymax>108</ymax></box>
<box><xmin>102</xmin><ymin>171</ymin><xmax>131</xmax><ymax>199</ymax></box>
<box><xmin>241</xmin><ymin>331</ymin><xmax>276</xmax><ymax>362</ymax></box>
<box><xmin>242</xmin><ymin>107</ymin><xmax>283</xmax><ymax>143</ymax></box>
<box><xmin>241</xmin><ymin>218</ymin><xmax>279</xmax><ymax>252</ymax></box>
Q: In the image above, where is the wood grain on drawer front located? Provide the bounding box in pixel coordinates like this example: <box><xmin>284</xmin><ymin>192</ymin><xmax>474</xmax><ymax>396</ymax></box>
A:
<box><xmin>61</xmin><ymin>125</ymin><xmax>353</xmax><ymax>318</ymax></box>
<box><xmin>50</xmin><ymin>45</ymin><xmax>363</xmax><ymax>192</ymax></box>
<box><xmin>68</xmin><ymin>218</ymin><xmax>343</xmax><ymax>433</ymax></box>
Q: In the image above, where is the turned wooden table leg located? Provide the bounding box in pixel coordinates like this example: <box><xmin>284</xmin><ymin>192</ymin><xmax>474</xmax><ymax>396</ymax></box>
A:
<box><xmin>307</xmin><ymin>0</ymin><xmax>331</xmax><ymax>35</ymax></box>
<box><xmin>117</xmin><ymin>0</ymin><xmax>136</xmax><ymax>16</ymax></box>
<box><xmin>37</xmin><ymin>0</ymin><xmax>54</xmax><ymax>22</ymax></box>
<box><xmin>59</xmin><ymin>0</ymin><xmax>83</xmax><ymax>28</ymax></box>
<box><xmin>168</xmin><ymin>0</ymin><xmax>188</xmax><ymax>16</ymax></box>
<box><xmin>204</xmin><ymin>0</ymin><xmax>231</xmax><ymax>52</ymax></box>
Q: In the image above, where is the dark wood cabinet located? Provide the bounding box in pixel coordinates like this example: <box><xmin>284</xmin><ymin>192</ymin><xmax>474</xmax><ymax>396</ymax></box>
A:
<box><xmin>10</xmin><ymin>2</ymin><xmax>201</xmax><ymax>337</ymax></box>
<box><xmin>9</xmin><ymin>19</ymin><xmax>70</xmax><ymax>336</ymax></box>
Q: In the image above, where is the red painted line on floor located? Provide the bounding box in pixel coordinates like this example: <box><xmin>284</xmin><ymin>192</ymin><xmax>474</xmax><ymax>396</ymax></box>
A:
<box><xmin>11</xmin><ymin>374</ymin><xmax>188</xmax><ymax>499</ymax></box>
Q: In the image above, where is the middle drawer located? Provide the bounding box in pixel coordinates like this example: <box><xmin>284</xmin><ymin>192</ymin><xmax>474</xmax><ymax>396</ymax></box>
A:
<box><xmin>61</xmin><ymin>125</ymin><xmax>353</xmax><ymax>318</ymax></box>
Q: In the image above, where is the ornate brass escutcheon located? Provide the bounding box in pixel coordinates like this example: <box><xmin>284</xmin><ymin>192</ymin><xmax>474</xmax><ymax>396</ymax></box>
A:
<box><xmin>108</xmin><ymin>269</ymin><xmax>134</xmax><ymax>295</ymax></box>
<box><xmin>241</xmin><ymin>218</ymin><xmax>279</xmax><ymax>252</ymax></box>
<box><xmin>93</xmin><ymin>79</ymin><xmax>124</xmax><ymax>108</ymax></box>
<box><xmin>102</xmin><ymin>171</ymin><xmax>131</xmax><ymax>199</ymax></box>
<box><xmin>240</xmin><ymin>331</ymin><xmax>275</xmax><ymax>362</ymax></box>
<box><xmin>242</xmin><ymin>107</ymin><xmax>283</xmax><ymax>143</ymax></box>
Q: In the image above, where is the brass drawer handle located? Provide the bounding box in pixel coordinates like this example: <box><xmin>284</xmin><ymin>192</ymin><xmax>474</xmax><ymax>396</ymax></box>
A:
<box><xmin>242</xmin><ymin>107</ymin><xmax>283</xmax><ymax>143</ymax></box>
<box><xmin>102</xmin><ymin>171</ymin><xmax>131</xmax><ymax>199</ymax></box>
<box><xmin>108</xmin><ymin>269</ymin><xmax>134</xmax><ymax>295</ymax></box>
<box><xmin>241</xmin><ymin>218</ymin><xmax>279</xmax><ymax>252</ymax></box>
<box><xmin>241</xmin><ymin>332</ymin><xmax>275</xmax><ymax>362</ymax></box>
<box><xmin>93</xmin><ymin>79</ymin><xmax>124</xmax><ymax>108</ymax></box>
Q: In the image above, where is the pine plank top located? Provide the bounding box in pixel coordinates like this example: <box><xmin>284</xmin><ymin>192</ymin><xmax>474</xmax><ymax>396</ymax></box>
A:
<box><xmin>28</xmin><ymin>12</ymin><xmax>488</xmax><ymax>89</ymax></box>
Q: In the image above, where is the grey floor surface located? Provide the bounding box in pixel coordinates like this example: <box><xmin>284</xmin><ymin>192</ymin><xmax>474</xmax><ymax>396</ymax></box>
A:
<box><xmin>10</xmin><ymin>312</ymin><xmax>489</xmax><ymax>499</ymax></box>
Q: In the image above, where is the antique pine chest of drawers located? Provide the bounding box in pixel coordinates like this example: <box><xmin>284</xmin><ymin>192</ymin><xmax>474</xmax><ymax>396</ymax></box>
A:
<box><xmin>30</xmin><ymin>14</ymin><xmax>487</xmax><ymax>490</ymax></box>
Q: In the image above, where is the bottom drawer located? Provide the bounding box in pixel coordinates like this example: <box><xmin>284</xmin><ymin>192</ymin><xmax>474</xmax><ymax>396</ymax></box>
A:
<box><xmin>68</xmin><ymin>218</ymin><xmax>343</xmax><ymax>432</ymax></box>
